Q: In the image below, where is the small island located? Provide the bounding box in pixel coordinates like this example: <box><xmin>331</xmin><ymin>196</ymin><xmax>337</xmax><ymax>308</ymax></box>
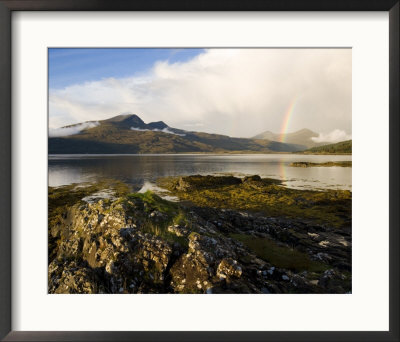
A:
<box><xmin>290</xmin><ymin>161</ymin><xmax>352</xmax><ymax>167</ymax></box>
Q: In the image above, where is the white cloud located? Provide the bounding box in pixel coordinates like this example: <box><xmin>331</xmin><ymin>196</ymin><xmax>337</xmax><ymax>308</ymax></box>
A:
<box><xmin>49</xmin><ymin>121</ymin><xmax>99</xmax><ymax>137</ymax></box>
<box><xmin>159</xmin><ymin>128</ymin><xmax>186</xmax><ymax>136</ymax></box>
<box><xmin>130</xmin><ymin>127</ymin><xmax>150</xmax><ymax>132</ymax></box>
<box><xmin>49</xmin><ymin>49</ymin><xmax>351</xmax><ymax>137</ymax></box>
<box><xmin>183</xmin><ymin>122</ymin><xmax>205</xmax><ymax>128</ymax></box>
<box><xmin>311</xmin><ymin>129</ymin><xmax>352</xmax><ymax>143</ymax></box>
<box><xmin>130</xmin><ymin>127</ymin><xmax>186</xmax><ymax>136</ymax></box>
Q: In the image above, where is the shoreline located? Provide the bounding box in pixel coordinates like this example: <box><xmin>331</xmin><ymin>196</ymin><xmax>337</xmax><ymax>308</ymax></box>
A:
<box><xmin>48</xmin><ymin>152</ymin><xmax>353</xmax><ymax>157</ymax></box>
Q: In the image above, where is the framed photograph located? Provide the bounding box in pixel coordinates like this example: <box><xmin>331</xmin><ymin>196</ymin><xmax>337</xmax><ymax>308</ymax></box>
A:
<box><xmin>1</xmin><ymin>1</ymin><xmax>399</xmax><ymax>341</ymax></box>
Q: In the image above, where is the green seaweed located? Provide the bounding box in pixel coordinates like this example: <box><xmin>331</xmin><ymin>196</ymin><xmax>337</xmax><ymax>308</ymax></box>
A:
<box><xmin>230</xmin><ymin>234</ymin><xmax>328</xmax><ymax>273</ymax></box>
<box><xmin>158</xmin><ymin>175</ymin><xmax>351</xmax><ymax>228</ymax></box>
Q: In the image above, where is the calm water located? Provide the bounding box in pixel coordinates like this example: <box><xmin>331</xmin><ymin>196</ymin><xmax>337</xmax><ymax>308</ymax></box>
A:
<box><xmin>48</xmin><ymin>154</ymin><xmax>352</xmax><ymax>191</ymax></box>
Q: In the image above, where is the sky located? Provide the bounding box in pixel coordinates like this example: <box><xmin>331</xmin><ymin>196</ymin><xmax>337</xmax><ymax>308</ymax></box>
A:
<box><xmin>49</xmin><ymin>48</ymin><xmax>352</xmax><ymax>142</ymax></box>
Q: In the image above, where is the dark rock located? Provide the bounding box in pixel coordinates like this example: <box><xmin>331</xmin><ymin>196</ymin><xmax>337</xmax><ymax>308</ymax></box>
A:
<box><xmin>243</xmin><ymin>175</ymin><xmax>261</xmax><ymax>182</ymax></box>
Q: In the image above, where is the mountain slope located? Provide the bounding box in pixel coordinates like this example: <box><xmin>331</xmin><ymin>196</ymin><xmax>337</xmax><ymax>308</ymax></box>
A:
<box><xmin>49</xmin><ymin>114</ymin><xmax>304</xmax><ymax>154</ymax></box>
<box><xmin>252</xmin><ymin>128</ymin><xmax>320</xmax><ymax>149</ymax></box>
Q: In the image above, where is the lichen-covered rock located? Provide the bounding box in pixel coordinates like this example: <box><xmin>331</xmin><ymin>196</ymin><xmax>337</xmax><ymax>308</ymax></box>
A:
<box><xmin>216</xmin><ymin>258</ymin><xmax>242</xmax><ymax>279</ymax></box>
<box><xmin>167</xmin><ymin>225</ymin><xmax>189</xmax><ymax>237</ymax></box>
<box><xmin>48</xmin><ymin>259</ymin><xmax>104</xmax><ymax>294</ymax></box>
<box><xmin>318</xmin><ymin>269</ymin><xmax>349</xmax><ymax>293</ymax></box>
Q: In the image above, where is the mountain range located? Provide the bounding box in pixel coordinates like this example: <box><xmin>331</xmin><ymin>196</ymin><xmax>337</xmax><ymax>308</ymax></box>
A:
<box><xmin>49</xmin><ymin>114</ymin><xmax>335</xmax><ymax>154</ymax></box>
<box><xmin>252</xmin><ymin>128</ymin><xmax>321</xmax><ymax>149</ymax></box>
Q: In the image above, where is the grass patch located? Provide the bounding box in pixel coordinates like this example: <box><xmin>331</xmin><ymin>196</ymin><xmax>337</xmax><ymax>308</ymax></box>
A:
<box><xmin>127</xmin><ymin>191</ymin><xmax>179</xmax><ymax>216</ymax></box>
<box><xmin>173</xmin><ymin>211</ymin><xmax>187</xmax><ymax>226</ymax></box>
<box><xmin>141</xmin><ymin>220</ymin><xmax>188</xmax><ymax>247</ymax></box>
<box><xmin>126</xmin><ymin>191</ymin><xmax>190</xmax><ymax>247</ymax></box>
<box><xmin>230</xmin><ymin>233</ymin><xmax>328</xmax><ymax>273</ymax></box>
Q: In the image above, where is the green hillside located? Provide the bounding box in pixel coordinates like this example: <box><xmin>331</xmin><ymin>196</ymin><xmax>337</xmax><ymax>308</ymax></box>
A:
<box><xmin>49</xmin><ymin>114</ymin><xmax>304</xmax><ymax>154</ymax></box>
<box><xmin>300</xmin><ymin>140</ymin><xmax>352</xmax><ymax>154</ymax></box>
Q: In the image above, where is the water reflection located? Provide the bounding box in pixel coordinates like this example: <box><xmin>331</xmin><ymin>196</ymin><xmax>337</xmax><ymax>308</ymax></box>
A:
<box><xmin>48</xmin><ymin>154</ymin><xmax>352</xmax><ymax>190</ymax></box>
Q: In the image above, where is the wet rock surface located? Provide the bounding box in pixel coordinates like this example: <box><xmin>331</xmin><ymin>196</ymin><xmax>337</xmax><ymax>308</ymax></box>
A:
<box><xmin>48</xmin><ymin>177</ymin><xmax>351</xmax><ymax>294</ymax></box>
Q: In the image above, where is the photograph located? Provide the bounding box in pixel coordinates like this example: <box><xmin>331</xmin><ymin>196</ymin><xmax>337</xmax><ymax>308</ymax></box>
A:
<box><xmin>47</xmin><ymin>47</ymin><xmax>352</xmax><ymax>294</ymax></box>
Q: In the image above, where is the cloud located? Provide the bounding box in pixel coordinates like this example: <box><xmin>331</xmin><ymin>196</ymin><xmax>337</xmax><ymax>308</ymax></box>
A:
<box><xmin>130</xmin><ymin>127</ymin><xmax>150</xmax><ymax>132</ymax></box>
<box><xmin>311</xmin><ymin>129</ymin><xmax>352</xmax><ymax>143</ymax></box>
<box><xmin>49</xmin><ymin>121</ymin><xmax>99</xmax><ymax>137</ymax></box>
<box><xmin>130</xmin><ymin>127</ymin><xmax>186</xmax><ymax>136</ymax></box>
<box><xmin>49</xmin><ymin>49</ymin><xmax>351</xmax><ymax>137</ymax></box>
<box><xmin>183</xmin><ymin>122</ymin><xmax>205</xmax><ymax>128</ymax></box>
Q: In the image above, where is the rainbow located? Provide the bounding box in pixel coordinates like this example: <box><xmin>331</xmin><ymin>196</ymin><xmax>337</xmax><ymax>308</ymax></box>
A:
<box><xmin>279</xmin><ymin>97</ymin><xmax>298</xmax><ymax>143</ymax></box>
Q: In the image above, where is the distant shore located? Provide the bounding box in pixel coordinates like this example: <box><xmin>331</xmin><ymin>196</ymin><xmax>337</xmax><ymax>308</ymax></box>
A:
<box><xmin>48</xmin><ymin>151</ymin><xmax>352</xmax><ymax>156</ymax></box>
<box><xmin>290</xmin><ymin>161</ymin><xmax>352</xmax><ymax>167</ymax></box>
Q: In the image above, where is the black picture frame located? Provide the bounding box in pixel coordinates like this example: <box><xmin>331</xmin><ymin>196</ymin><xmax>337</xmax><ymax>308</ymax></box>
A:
<box><xmin>0</xmin><ymin>1</ymin><xmax>399</xmax><ymax>341</ymax></box>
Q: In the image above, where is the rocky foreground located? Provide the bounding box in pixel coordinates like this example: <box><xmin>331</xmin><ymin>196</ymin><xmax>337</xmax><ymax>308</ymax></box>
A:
<box><xmin>48</xmin><ymin>176</ymin><xmax>351</xmax><ymax>294</ymax></box>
